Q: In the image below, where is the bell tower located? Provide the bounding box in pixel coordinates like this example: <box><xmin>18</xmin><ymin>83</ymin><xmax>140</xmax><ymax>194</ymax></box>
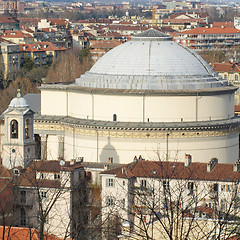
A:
<box><xmin>2</xmin><ymin>89</ymin><xmax>35</xmax><ymax>169</ymax></box>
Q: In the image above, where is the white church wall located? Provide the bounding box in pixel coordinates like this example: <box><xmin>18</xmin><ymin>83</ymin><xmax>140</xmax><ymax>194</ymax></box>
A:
<box><xmin>68</xmin><ymin>92</ymin><xmax>92</xmax><ymax>119</ymax></box>
<box><xmin>93</xmin><ymin>94</ymin><xmax>143</xmax><ymax>121</ymax></box>
<box><xmin>42</xmin><ymin>89</ymin><xmax>234</xmax><ymax>123</ymax></box>
<box><xmin>41</xmin><ymin>90</ymin><xmax>68</xmax><ymax>116</ymax></box>
<box><xmin>198</xmin><ymin>94</ymin><xmax>234</xmax><ymax>121</ymax></box>
<box><xmin>46</xmin><ymin>135</ymin><xmax>58</xmax><ymax>160</ymax></box>
<box><xmin>45</xmin><ymin>130</ymin><xmax>238</xmax><ymax>164</ymax></box>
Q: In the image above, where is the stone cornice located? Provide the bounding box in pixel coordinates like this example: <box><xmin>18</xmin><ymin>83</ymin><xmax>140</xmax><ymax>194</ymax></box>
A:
<box><xmin>34</xmin><ymin>114</ymin><xmax>240</xmax><ymax>138</ymax></box>
<box><xmin>39</xmin><ymin>84</ymin><xmax>238</xmax><ymax>97</ymax></box>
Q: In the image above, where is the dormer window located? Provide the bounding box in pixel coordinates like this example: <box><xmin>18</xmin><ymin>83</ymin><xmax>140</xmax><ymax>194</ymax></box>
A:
<box><xmin>10</xmin><ymin>120</ymin><xmax>18</xmax><ymax>139</ymax></box>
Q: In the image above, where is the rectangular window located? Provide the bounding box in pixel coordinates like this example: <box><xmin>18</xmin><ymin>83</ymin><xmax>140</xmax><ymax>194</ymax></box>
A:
<box><xmin>106</xmin><ymin>196</ymin><xmax>114</xmax><ymax>206</ymax></box>
<box><xmin>187</xmin><ymin>182</ymin><xmax>194</xmax><ymax>194</ymax></box>
<box><xmin>141</xmin><ymin>180</ymin><xmax>147</xmax><ymax>188</ymax></box>
<box><xmin>20</xmin><ymin>190</ymin><xmax>26</xmax><ymax>203</ymax></box>
<box><xmin>40</xmin><ymin>173</ymin><xmax>45</xmax><ymax>179</ymax></box>
<box><xmin>20</xmin><ymin>208</ymin><xmax>26</xmax><ymax>226</ymax></box>
<box><xmin>122</xmin><ymin>199</ymin><xmax>125</xmax><ymax>209</ymax></box>
<box><xmin>106</xmin><ymin>178</ymin><xmax>114</xmax><ymax>187</ymax></box>
<box><xmin>54</xmin><ymin>173</ymin><xmax>60</xmax><ymax>179</ymax></box>
<box><xmin>163</xmin><ymin>180</ymin><xmax>169</xmax><ymax>190</ymax></box>
<box><xmin>213</xmin><ymin>183</ymin><xmax>218</xmax><ymax>192</ymax></box>
<box><xmin>41</xmin><ymin>191</ymin><xmax>47</xmax><ymax>200</ymax></box>
<box><xmin>227</xmin><ymin>185</ymin><xmax>232</xmax><ymax>192</ymax></box>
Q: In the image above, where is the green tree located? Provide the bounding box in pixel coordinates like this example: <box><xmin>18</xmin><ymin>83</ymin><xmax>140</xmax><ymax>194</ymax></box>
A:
<box><xmin>21</xmin><ymin>57</ymin><xmax>35</xmax><ymax>72</ymax></box>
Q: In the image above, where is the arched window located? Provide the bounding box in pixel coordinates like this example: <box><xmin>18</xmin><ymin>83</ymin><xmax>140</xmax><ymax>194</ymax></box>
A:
<box><xmin>10</xmin><ymin>120</ymin><xmax>18</xmax><ymax>139</ymax></box>
<box><xmin>25</xmin><ymin>119</ymin><xmax>30</xmax><ymax>139</ymax></box>
<box><xmin>113</xmin><ymin>114</ymin><xmax>117</xmax><ymax>121</ymax></box>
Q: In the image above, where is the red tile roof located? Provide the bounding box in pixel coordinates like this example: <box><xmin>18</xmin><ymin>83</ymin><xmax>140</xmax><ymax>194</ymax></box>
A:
<box><xmin>102</xmin><ymin>159</ymin><xmax>240</xmax><ymax>182</ymax></box>
<box><xmin>1</xmin><ymin>30</ymin><xmax>33</xmax><ymax>39</ymax></box>
<box><xmin>0</xmin><ymin>226</ymin><xmax>64</xmax><ymax>240</ymax></box>
<box><xmin>41</xmin><ymin>28</ymin><xmax>56</xmax><ymax>33</ymax></box>
<box><xmin>211</xmin><ymin>62</ymin><xmax>240</xmax><ymax>73</ymax></box>
<box><xmin>90</xmin><ymin>40</ymin><xmax>121</xmax><ymax>49</ymax></box>
<box><xmin>16</xmin><ymin>160</ymin><xmax>83</xmax><ymax>188</ymax></box>
<box><xmin>49</xmin><ymin>19</ymin><xmax>70</xmax><ymax>26</ymax></box>
<box><xmin>19</xmin><ymin>42</ymin><xmax>66</xmax><ymax>52</ymax></box>
<box><xmin>180</xmin><ymin>26</ymin><xmax>240</xmax><ymax>35</ymax></box>
<box><xmin>212</xmin><ymin>22</ymin><xmax>234</xmax><ymax>27</ymax></box>
<box><xmin>0</xmin><ymin>16</ymin><xmax>18</xmax><ymax>23</ymax></box>
<box><xmin>234</xmin><ymin>105</ymin><xmax>240</xmax><ymax>112</ymax></box>
<box><xmin>162</xmin><ymin>18</ymin><xmax>203</xmax><ymax>24</ymax></box>
<box><xmin>211</xmin><ymin>63</ymin><xmax>233</xmax><ymax>72</ymax></box>
<box><xmin>106</xmin><ymin>25</ymin><xmax>149</xmax><ymax>31</ymax></box>
<box><xmin>225</xmin><ymin>236</ymin><xmax>240</xmax><ymax>240</ymax></box>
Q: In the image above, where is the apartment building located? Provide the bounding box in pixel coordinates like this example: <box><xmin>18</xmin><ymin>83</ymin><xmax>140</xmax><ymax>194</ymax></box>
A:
<box><xmin>13</xmin><ymin>160</ymin><xmax>88</xmax><ymax>238</ymax></box>
<box><xmin>101</xmin><ymin>156</ymin><xmax>240</xmax><ymax>239</ymax></box>
<box><xmin>19</xmin><ymin>42</ymin><xmax>66</xmax><ymax>66</ymax></box>
<box><xmin>174</xmin><ymin>26</ymin><xmax>240</xmax><ymax>50</ymax></box>
<box><xmin>1</xmin><ymin>30</ymin><xmax>34</xmax><ymax>44</ymax></box>
<box><xmin>211</xmin><ymin>62</ymin><xmax>240</xmax><ymax>104</ymax></box>
<box><xmin>90</xmin><ymin>40</ymin><xmax>121</xmax><ymax>62</ymax></box>
<box><xmin>0</xmin><ymin>40</ymin><xmax>20</xmax><ymax>78</ymax></box>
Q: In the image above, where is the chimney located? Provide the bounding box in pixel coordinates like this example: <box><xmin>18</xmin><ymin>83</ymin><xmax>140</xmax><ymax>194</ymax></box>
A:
<box><xmin>70</xmin><ymin>159</ymin><xmax>76</xmax><ymax>165</ymax></box>
<box><xmin>185</xmin><ymin>154</ymin><xmax>192</xmax><ymax>167</ymax></box>
<box><xmin>104</xmin><ymin>164</ymin><xmax>109</xmax><ymax>170</ymax></box>
<box><xmin>108</xmin><ymin>157</ymin><xmax>113</xmax><ymax>164</ymax></box>
<box><xmin>207</xmin><ymin>158</ymin><xmax>218</xmax><ymax>172</ymax></box>
<box><xmin>233</xmin><ymin>159</ymin><xmax>240</xmax><ymax>172</ymax></box>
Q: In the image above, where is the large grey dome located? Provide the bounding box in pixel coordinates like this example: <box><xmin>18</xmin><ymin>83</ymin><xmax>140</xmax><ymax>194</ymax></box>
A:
<box><xmin>75</xmin><ymin>28</ymin><xmax>227</xmax><ymax>90</ymax></box>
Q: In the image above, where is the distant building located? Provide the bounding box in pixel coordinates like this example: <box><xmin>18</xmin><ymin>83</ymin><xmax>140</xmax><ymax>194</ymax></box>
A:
<box><xmin>0</xmin><ymin>40</ymin><xmax>20</xmax><ymax>78</ymax></box>
<box><xmin>211</xmin><ymin>62</ymin><xmax>240</xmax><ymax>104</ymax></box>
<box><xmin>19</xmin><ymin>42</ymin><xmax>66</xmax><ymax>66</ymax></box>
<box><xmin>90</xmin><ymin>40</ymin><xmax>121</xmax><ymax>62</ymax></box>
<box><xmin>1</xmin><ymin>30</ymin><xmax>34</xmax><ymax>44</ymax></box>
<box><xmin>174</xmin><ymin>26</ymin><xmax>240</xmax><ymax>50</ymax></box>
<box><xmin>0</xmin><ymin>16</ymin><xmax>19</xmax><ymax>30</ymax></box>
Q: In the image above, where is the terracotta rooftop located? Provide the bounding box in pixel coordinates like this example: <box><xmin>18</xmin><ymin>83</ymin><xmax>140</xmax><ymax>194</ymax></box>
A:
<box><xmin>211</xmin><ymin>62</ymin><xmax>234</xmax><ymax>72</ymax></box>
<box><xmin>16</xmin><ymin>160</ymin><xmax>83</xmax><ymax>188</ymax></box>
<box><xmin>0</xmin><ymin>226</ymin><xmax>64</xmax><ymax>240</ymax></box>
<box><xmin>1</xmin><ymin>30</ymin><xmax>33</xmax><ymax>39</ymax></box>
<box><xmin>235</xmin><ymin>105</ymin><xmax>240</xmax><ymax>112</ymax></box>
<box><xmin>19</xmin><ymin>42</ymin><xmax>66</xmax><ymax>52</ymax></box>
<box><xmin>90</xmin><ymin>40</ymin><xmax>121</xmax><ymax>49</ymax></box>
<box><xmin>162</xmin><ymin>18</ymin><xmax>204</xmax><ymax>24</ymax></box>
<box><xmin>106</xmin><ymin>25</ymin><xmax>149</xmax><ymax>31</ymax></box>
<box><xmin>0</xmin><ymin>16</ymin><xmax>18</xmax><ymax>23</ymax></box>
<box><xmin>212</xmin><ymin>22</ymin><xmax>234</xmax><ymax>27</ymax></box>
<box><xmin>180</xmin><ymin>26</ymin><xmax>240</xmax><ymax>35</ymax></box>
<box><xmin>101</xmin><ymin>158</ymin><xmax>240</xmax><ymax>182</ymax></box>
<box><xmin>41</xmin><ymin>28</ymin><xmax>56</xmax><ymax>33</ymax></box>
<box><xmin>49</xmin><ymin>18</ymin><xmax>70</xmax><ymax>26</ymax></box>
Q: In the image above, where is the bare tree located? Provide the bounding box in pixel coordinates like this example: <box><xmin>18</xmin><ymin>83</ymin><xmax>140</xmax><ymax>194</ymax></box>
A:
<box><xmin>101</xmin><ymin>157</ymin><xmax>240</xmax><ymax>240</ymax></box>
<box><xmin>13</xmin><ymin>160</ymin><xmax>88</xmax><ymax>240</ymax></box>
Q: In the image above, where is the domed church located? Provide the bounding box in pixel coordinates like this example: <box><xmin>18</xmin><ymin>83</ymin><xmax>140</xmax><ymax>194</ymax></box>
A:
<box><xmin>2</xmin><ymin>29</ymin><xmax>240</xmax><ymax>167</ymax></box>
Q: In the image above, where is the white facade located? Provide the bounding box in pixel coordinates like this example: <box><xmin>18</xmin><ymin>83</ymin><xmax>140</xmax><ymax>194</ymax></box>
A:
<box><xmin>30</xmin><ymin>29</ymin><xmax>240</xmax><ymax>164</ymax></box>
<box><xmin>101</xmin><ymin>159</ymin><xmax>240</xmax><ymax>239</ymax></box>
